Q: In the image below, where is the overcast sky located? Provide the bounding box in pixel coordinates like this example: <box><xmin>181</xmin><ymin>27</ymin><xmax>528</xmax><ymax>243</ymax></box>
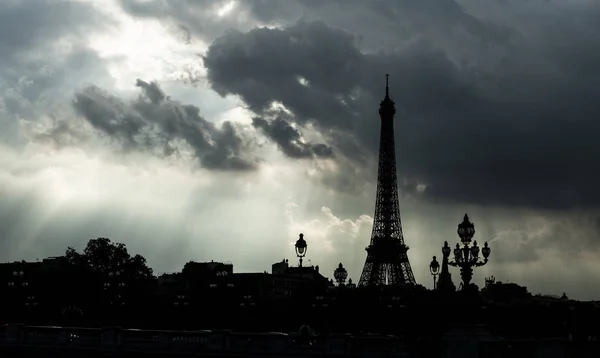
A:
<box><xmin>1</xmin><ymin>0</ymin><xmax>600</xmax><ymax>299</ymax></box>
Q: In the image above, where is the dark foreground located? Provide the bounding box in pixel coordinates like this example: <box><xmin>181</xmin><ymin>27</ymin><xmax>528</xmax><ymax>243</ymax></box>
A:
<box><xmin>2</xmin><ymin>324</ymin><xmax>600</xmax><ymax>358</ymax></box>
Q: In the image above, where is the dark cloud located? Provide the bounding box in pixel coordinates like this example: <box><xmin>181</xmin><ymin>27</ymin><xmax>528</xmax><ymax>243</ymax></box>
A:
<box><xmin>14</xmin><ymin>47</ymin><xmax>115</xmax><ymax>152</ymax></box>
<box><xmin>72</xmin><ymin>79</ymin><xmax>258</xmax><ymax>171</ymax></box>
<box><xmin>204</xmin><ymin>21</ymin><xmax>363</xmax><ymax>120</ymax></box>
<box><xmin>246</xmin><ymin>0</ymin><xmax>515</xmax><ymax>54</ymax></box>
<box><xmin>0</xmin><ymin>1</ymin><xmax>110</xmax><ymax>61</ymax></box>
<box><xmin>0</xmin><ymin>1</ymin><xmax>113</xmax><ymax>148</ymax></box>
<box><xmin>118</xmin><ymin>0</ymin><xmax>262</xmax><ymax>44</ymax></box>
<box><xmin>177</xmin><ymin>24</ymin><xmax>192</xmax><ymax>45</ymax></box>
<box><xmin>252</xmin><ymin>113</ymin><xmax>333</xmax><ymax>159</ymax></box>
<box><xmin>198</xmin><ymin>2</ymin><xmax>600</xmax><ymax>210</ymax></box>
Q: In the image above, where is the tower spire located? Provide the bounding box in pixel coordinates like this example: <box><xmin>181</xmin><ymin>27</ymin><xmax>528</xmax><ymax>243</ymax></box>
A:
<box><xmin>359</xmin><ymin>74</ymin><xmax>416</xmax><ymax>287</ymax></box>
<box><xmin>379</xmin><ymin>74</ymin><xmax>395</xmax><ymax>116</ymax></box>
<box><xmin>385</xmin><ymin>73</ymin><xmax>390</xmax><ymax>97</ymax></box>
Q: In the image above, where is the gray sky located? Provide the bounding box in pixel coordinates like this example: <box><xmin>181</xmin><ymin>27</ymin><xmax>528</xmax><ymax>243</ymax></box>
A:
<box><xmin>1</xmin><ymin>0</ymin><xmax>600</xmax><ymax>299</ymax></box>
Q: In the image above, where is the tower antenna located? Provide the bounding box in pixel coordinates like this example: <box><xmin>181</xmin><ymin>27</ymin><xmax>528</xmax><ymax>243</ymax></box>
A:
<box><xmin>385</xmin><ymin>74</ymin><xmax>390</xmax><ymax>97</ymax></box>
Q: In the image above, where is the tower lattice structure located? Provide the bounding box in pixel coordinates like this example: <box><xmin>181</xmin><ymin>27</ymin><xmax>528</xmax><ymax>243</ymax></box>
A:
<box><xmin>358</xmin><ymin>75</ymin><xmax>417</xmax><ymax>287</ymax></box>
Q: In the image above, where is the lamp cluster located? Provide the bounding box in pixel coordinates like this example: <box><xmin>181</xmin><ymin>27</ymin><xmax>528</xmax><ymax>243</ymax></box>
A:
<box><xmin>297</xmin><ymin>214</ymin><xmax>491</xmax><ymax>293</ymax></box>
<box><xmin>6</xmin><ymin>270</ymin><xmax>36</xmax><ymax>308</ymax></box>
<box><xmin>430</xmin><ymin>214</ymin><xmax>492</xmax><ymax>290</ymax></box>
<box><xmin>104</xmin><ymin>265</ymin><xmax>127</xmax><ymax>306</ymax></box>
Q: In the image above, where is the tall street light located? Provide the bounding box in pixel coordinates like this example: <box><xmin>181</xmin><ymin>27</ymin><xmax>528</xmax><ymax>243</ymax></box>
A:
<box><xmin>333</xmin><ymin>263</ymin><xmax>348</xmax><ymax>286</ymax></box>
<box><xmin>8</xmin><ymin>270</ymin><xmax>30</xmax><ymax>306</ymax></box>
<box><xmin>104</xmin><ymin>266</ymin><xmax>126</xmax><ymax>307</ymax></box>
<box><xmin>429</xmin><ymin>256</ymin><xmax>440</xmax><ymax>290</ymax></box>
<box><xmin>446</xmin><ymin>214</ymin><xmax>491</xmax><ymax>289</ymax></box>
<box><xmin>295</xmin><ymin>233</ymin><xmax>307</xmax><ymax>267</ymax></box>
<box><xmin>174</xmin><ymin>294</ymin><xmax>188</xmax><ymax>307</ymax></box>
<box><xmin>346</xmin><ymin>278</ymin><xmax>356</xmax><ymax>289</ymax></box>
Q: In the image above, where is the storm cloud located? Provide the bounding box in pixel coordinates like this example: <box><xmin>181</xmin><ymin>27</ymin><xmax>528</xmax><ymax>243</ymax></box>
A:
<box><xmin>197</xmin><ymin>4</ymin><xmax>600</xmax><ymax>210</ymax></box>
<box><xmin>72</xmin><ymin>79</ymin><xmax>258</xmax><ymax>171</ymax></box>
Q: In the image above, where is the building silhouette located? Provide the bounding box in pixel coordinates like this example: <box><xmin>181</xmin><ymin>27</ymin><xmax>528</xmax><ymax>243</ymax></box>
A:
<box><xmin>358</xmin><ymin>74</ymin><xmax>416</xmax><ymax>287</ymax></box>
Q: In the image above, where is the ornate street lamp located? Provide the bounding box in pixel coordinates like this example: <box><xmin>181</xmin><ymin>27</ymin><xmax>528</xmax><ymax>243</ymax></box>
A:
<box><xmin>105</xmin><ymin>267</ymin><xmax>126</xmax><ymax>306</ymax></box>
<box><xmin>333</xmin><ymin>262</ymin><xmax>348</xmax><ymax>286</ymax></box>
<box><xmin>313</xmin><ymin>295</ymin><xmax>328</xmax><ymax>309</ymax></box>
<box><xmin>174</xmin><ymin>294</ymin><xmax>188</xmax><ymax>307</ymax></box>
<box><xmin>442</xmin><ymin>241</ymin><xmax>452</xmax><ymax>260</ymax></box>
<box><xmin>429</xmin><ymin>256</ymin><xmax>440</xmax><ymax>289</ymax></box>
<box><xmin>328</xmin><ymin>279</ymin><xmax>336</xmax><ymax>291</ymax></box>
<box><xmin>240</xmin><ymin>294</ymin><xmax>255</xmax><ymax>308</ymax></box>
<box><xmin>8</xmin><ymin>271</ymin><xmax>28</xmax><ymax>288</ymax></box>
<box><xmin>446</xmin><ymin>214</ymin><xmax>491</xmax><ymax>290</ymax></box>
<box><xmin>346</xmin><ymin>278</ymin><xmax>356</xmax><ymax>289</ymax></box>
<box><xmin>8</xmin><ymin>270</ymin><xmax>29</xmax><ymax>311</ymax></box>
<box><xmin>25</xmin><ymin>295</ymin><xmax>37</xmax><ymax>307</ymax></box>
<box><xmin>484</xmin><ymin>276</ymin><xmax>496</xmax><ymax>288</ymax></box>
<box><xmin>295</xmin><ymin>233</ymin><xmax>307</xmax><ymax>267</ymax></box>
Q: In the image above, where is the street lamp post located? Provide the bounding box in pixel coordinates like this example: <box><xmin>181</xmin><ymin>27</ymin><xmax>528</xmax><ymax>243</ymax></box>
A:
<box><xmin>238</xmin><ymin>294</ymin><xmax>256</xmax><ymax>331</ymax></box>
<box><xmin>333</xmin><ymin>263</ymin><xmax>348</xmax><ymax>286</ymax></box>
<box><xmin>328</xmin><ymin>279</ymin><xmax>336</xmax><ymax>292</ymax></box>
<box><xmin>446</xmin><ymin>214</ymin><xmax>491</xmax><ymax>290</ymax></box>
<box><xmin>8</xmin><ymin>270</ymin><xmax>28</xmax><ymax>288</ymax></box>
<box><xmin>8</xmin><ymin>270</ymin><xmax>31</xmax><ymax>321</ymax></box>
<box><xmin>346</xmin><ymin>278</ymin><xmax>356</xmax><ymax>289</ymax></box>
<box><xmin>174</xmin><ymin>294</ymin><xmax>188</xmax><ymax>307</ymax></box>
<box><xmin>313</xmin><ymin>295</ymin><xmax>328</xmax><ymax>309</ymax></box>
<box><xmin>295</xmin><ymin>233</ymin><xmax>307</xmax><ymax>267</ymax></box>
<box><xmin>240</xmin><ymin>295</ymin><xmax>255</xmax><ymax>308</ymax></box>
<box><xmin>104</xmin><ymin>268</ymin><xmax>126</xmax><ymax>307</ymax></box>
<box><xmin>429</xmin><ymin>256</ymin><xmax>440</xmax><ymax>290</ymax></box>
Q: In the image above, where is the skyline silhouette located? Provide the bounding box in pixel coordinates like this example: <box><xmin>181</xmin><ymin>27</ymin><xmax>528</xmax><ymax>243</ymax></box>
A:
<box><xmin>1</xmin><ymin>0</ymin><xmax>600</xmax><ymax>301</ymax></box>
<box><xmin>0</xmin><ymin>222</ymin><xmax>575</xmax><ymax>301</ymax></box>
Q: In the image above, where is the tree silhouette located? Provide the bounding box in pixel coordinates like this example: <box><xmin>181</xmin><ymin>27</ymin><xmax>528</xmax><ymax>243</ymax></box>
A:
<box><xmin>65</xmin><ymin>237</ymin><xmax>154</xmax><ymax>280</ymax></box>
<box><xmin>62</xmin><ymin>238</ymin><xmax>154</xmax><ymax>324</ymax></box>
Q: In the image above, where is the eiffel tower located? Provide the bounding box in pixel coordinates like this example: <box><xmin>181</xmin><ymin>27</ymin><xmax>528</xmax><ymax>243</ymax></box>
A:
<box><xmin>358</xmin><ymin>75</ymin><xmax>416</xmax><ymax>287</ymax></box>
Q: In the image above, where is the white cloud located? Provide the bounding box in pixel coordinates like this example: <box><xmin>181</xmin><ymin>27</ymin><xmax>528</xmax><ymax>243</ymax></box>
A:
<box><xmin>285</xmin><ymin>202</ymin><xmax>373</xmax><ymax>281</ymax></box>
<box><xmin>216</xmin><ymin>1</ymin><xmax>237</xmax><ymax>18</ymax></box>
<box><xmin>86</xmin><ymin>1</ymin><xmax>209</xmax><ymax>93</ymax></box>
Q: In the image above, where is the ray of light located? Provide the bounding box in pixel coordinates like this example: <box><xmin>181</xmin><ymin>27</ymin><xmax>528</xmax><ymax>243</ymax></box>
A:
<box><xmin>217</xmin><ymin>1</ymin><xmax>237</xmax><ymax>17</ymax></box>
<box><xmin>85</xmin><ymin>0</ymin><xmax>208</xmax><ymax>92</ymax></box>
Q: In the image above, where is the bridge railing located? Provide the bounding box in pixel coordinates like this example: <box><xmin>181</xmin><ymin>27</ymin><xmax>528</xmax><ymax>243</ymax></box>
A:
<box><xmin>4</xmin><ymin>325</ymin><xmax>599</xmax><ymax>357</ymax></box>
<box><xmin>1</xmin><ymin>324</ymin><xmax>409</xmax><ymax>357</ymax></box>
